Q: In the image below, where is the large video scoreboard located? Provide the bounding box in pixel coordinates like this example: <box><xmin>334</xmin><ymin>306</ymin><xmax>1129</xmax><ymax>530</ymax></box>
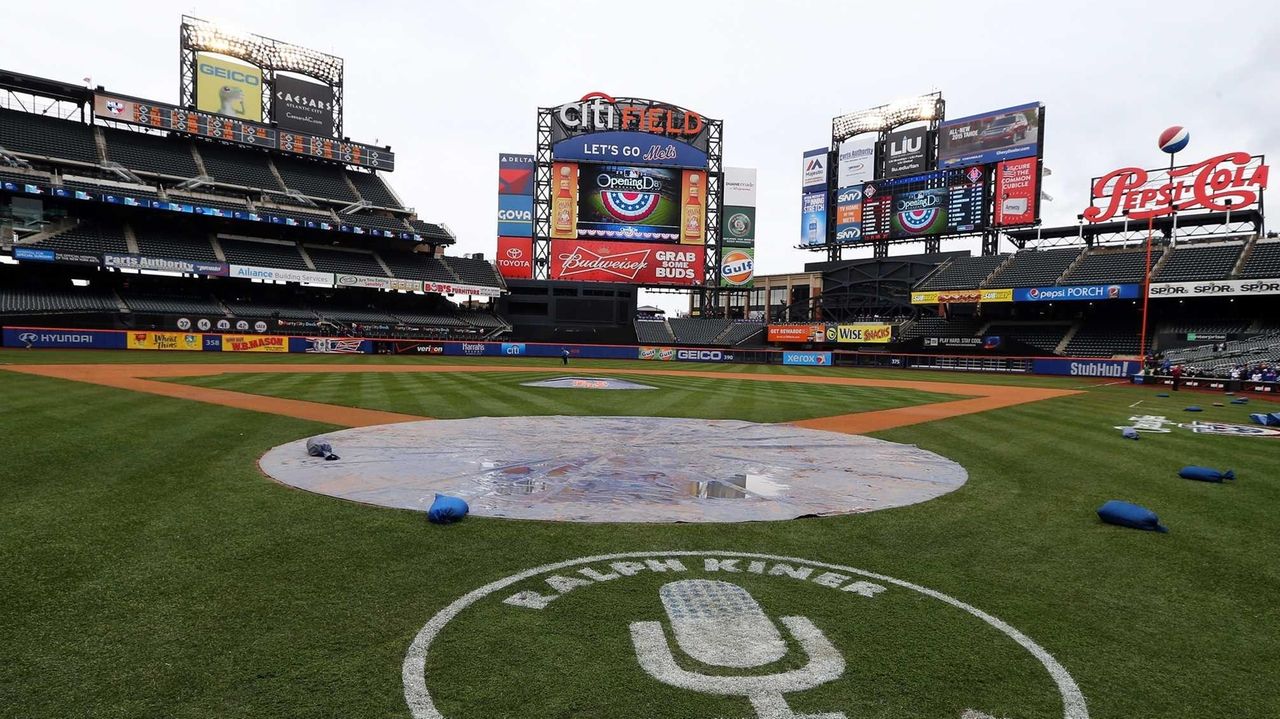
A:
<box><xmin>93</xmin><ymin>92</ymin><xmax>394</xmax><ymax>171</ymax></box>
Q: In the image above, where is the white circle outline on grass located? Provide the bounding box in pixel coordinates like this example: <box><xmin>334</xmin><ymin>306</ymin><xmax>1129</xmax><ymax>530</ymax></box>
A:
<box><xmin>402</xmin><ymin>550</ymin><xmax>1089</xmax><ymax>719</ymax></box>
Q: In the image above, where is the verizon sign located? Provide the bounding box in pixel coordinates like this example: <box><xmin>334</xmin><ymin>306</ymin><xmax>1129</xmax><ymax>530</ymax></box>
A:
<box><xmin>1084</xmin><ymin>152</ymin><xmax>1269</xmax><ymax>222</ymax></box>
<box><xmin>550</xmin><ymin>239</ymin><xmax>704</xmax><ymax>285</ymax></box>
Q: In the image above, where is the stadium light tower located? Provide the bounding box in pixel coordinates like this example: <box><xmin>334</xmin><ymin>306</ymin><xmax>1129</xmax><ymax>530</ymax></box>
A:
<box><xmin>831</xmin><ymin>92</ymin><xmax>944</xmax><ymax>142</ymax></box>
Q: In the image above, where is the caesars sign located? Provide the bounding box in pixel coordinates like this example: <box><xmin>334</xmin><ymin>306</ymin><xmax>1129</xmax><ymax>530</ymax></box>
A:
<box><xmin>1084</xmin><ymin>152</ymin><xmax>1269</xmax><ymax>222</ymax></box>
<box><xmin>549</xmin><ymin>92</ymin><xmax>711</xmax><ymax>152</ymax></box>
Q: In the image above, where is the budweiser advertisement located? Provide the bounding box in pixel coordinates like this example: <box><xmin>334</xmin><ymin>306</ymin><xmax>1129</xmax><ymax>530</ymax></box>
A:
<box><xmin>1084</xmin><ymin>152</ymin><xmax>1269</xmax><ymax>222</ymax></box>
<box><xmin>496</xmin><ymin>237</ymin><xmax>534</xmax><ymax>279</ymax></box>
<box><xmin>549</xmin><ymin>239</ymin><xmax>704</xmax><ymax>285</ymax></box>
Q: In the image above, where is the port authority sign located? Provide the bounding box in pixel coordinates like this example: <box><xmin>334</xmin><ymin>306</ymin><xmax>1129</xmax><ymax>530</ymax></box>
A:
<box><xmin>1148</xmin><ymin>278</ymin><xmax>1280</xmax><ymax>298</ymax></box>
<box><xmin>403</xmin><ymin>551</ymin><xmax>1089</xmax><ymax>719</ymax></box>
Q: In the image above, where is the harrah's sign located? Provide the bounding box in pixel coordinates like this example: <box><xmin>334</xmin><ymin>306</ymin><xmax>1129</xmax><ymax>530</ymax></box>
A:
<box><xmin>554</xmin><ymin>92</ymin><xmax>704</xmax><ymax>140</ymax></box>
<box><xmin>1084</xmin><ymin>151</ymin><xmax>1269</xmax><ymax>222</ymax></box>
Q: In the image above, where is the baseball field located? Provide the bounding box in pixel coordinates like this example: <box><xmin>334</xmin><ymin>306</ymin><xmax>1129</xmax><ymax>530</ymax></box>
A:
<box><xmin>3</xmin><ymin>349</ymin><xmax>1278</xmax><ymax>719</ymax></box>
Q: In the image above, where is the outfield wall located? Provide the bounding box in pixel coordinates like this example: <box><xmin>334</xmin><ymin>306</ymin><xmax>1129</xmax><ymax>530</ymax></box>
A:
<box><xmin>1</xmin><ymin>325</ymin><xmax>1155</xmax><ymax>379</ymax></box>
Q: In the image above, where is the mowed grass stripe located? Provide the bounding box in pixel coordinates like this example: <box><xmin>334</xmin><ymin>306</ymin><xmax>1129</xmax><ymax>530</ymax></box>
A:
<box><xmin>169</xmin><ymin>370</ymin><xmax>958</xmax><ymax>423</ymax></box>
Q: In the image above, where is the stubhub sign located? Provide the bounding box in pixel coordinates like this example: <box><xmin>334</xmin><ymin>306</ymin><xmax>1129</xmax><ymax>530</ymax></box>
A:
<box><xmin>1032</xmin><ymin>358</ymin><xmax>1136</xmax><ymax>377</ymax></box>
<box><xmin>1014</xmin><ymin>284</ymin><xmax>1139</xmax><ymax>302</ymax></box>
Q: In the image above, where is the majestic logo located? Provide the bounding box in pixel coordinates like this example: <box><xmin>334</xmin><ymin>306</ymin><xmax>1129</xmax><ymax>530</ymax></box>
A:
<box><xmin>402</xmin><ymin>551</ymin><xmax>1089</xmax><ymax>719</ymax></box>
<box><xmin>1084</xmin><ymin>151</ymin><xmax>1269</xmax><ymax>222</ymax></box>
<box><xmin>557</xmin><ymin>246</ymin><xmax>652</xmax><ymax>280</ymax></box>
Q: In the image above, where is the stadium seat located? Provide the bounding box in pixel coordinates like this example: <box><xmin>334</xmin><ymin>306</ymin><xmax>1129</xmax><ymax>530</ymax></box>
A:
<box><xmin>1240</xmin><ymin>240</ymin><xmax>1280</xmax><ymax>279</ymax></box>
<box><xmin>985</xmin><ymin>248</ymin><xmax>1083</xmax><ymax>288</ymax></box>
<box><xmin>306</xmin><ymin>247</ymin><xmax>388</xmax><ymax>277</ymax></box>
<box><xmin>101</xmin><ymin>128</ymin><xmax>199</xmax><ymax>178</ymax></box>
<box><xmin>1154</xmin><ymin>242</ymin><xmax>1243</xmax><ymax>282</ymax></box>
<box><xmin>0</xmin><ymin>108</ymin><xmax>99</xmax><ymax>164</ymax></box>
<box><xmin>219</xmin><ymin>238</ymin><xmax>309</xmax><ymax>271</ymax></box>
<box><xmin>916</xmin><ymin>254</ymin><xmax>1008</xmax><ymax>290</ymax></box>
<box><xmin>1062</xmin><ymin>247</ymin><xmax>1163</xmax><ymax>285</ymax></box>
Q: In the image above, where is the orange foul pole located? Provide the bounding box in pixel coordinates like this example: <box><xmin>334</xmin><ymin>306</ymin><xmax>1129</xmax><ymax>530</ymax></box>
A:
<box><xmin>1139</xmin><ymin>215</ymin><xmax>1154</xmax><ymax>357</ymax></box>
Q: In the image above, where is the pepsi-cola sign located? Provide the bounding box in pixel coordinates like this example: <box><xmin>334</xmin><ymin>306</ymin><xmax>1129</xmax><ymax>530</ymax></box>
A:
<box><xmin>1084</xmin><ymin>152</ymin><xmax>1269</xmax><ymax>222</ymax></box>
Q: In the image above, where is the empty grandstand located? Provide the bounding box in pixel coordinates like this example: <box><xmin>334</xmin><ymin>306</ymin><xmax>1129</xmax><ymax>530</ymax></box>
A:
<box><xmin>1</xmin><ymin>68</ymin><xmax>506</xmax><ymax>345</ymax></box>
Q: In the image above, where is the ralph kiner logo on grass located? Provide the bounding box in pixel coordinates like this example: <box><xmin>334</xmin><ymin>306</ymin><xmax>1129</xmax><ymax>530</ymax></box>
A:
<box><xmin>401</xmin><ymin>551</ymin><xmax>1090</xmax><ymax>719</ymax></box>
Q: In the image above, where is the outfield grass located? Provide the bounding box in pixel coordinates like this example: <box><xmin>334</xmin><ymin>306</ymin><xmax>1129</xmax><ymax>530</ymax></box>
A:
<box><xmin>2</xmin><ymin>354</ymin><xmax>1279</xmax><ymax>718</ymax></box>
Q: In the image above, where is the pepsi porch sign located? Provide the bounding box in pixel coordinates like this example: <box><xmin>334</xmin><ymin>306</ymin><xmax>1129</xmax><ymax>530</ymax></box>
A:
<box><xmin>552</xmin><ymin>132</ymin><xmax>707</xmax><ymax>168</ymax></box>
<box><xmin>1013</xmin><ymin>284</ymin><xmax>1139</xmax><ymax>302</ymax></box>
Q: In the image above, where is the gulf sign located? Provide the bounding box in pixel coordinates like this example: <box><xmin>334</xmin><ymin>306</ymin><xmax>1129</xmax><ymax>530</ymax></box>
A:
<box><xmin>552</xmin><ymin>131</ymin><xmax>707</xmax><ymax>168</ymax></box>
<box><xmin>825</xmin><ymin>323</ymin><xmax>892</xmax><ymax>344</ymax></box>
<box><xmin>719</xmin><ymin>248</ymin><xmax>754</xmax><ymax>287</ymax></box>
<box><xmin>549</xmin><ymin>239</ymin><xmax>703</xmax><ymax>285</ymax></box>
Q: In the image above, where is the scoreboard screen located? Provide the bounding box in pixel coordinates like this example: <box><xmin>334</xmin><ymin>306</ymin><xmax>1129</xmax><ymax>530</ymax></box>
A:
<box><xmin>94</xmin><ymin>92</ymin><xmax>395</xmax><ymax>171</ymax></box>
<box><xmin>861</xmin><ymin>185</ymin><xmax>893</xmax><ymax>241</ymax></box>
<box><xmin>946</xmin><ymin>166</ymin><xmax>986</xmax><ymax>233</ymax></box>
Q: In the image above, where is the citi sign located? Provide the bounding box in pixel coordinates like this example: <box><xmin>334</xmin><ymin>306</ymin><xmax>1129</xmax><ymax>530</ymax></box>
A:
<box><xmin>556</xmin><ymin>92</ymin><xmax>703</xmax><ymax>138</ymax></box>
<box><xmin>199</xmin><ymin>63</ymin><xmax>260</xmax><ymax>86</ymax></box>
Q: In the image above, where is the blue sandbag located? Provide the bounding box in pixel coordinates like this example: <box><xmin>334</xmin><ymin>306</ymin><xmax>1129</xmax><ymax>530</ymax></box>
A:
<box><xmin>1230</xmin><ymin>397</ymin><xmax>1249</xmax><ymax>405</ymax></box>
<box><xmin>427</xmin><ymin>493</ymin><xmax>470</xmax><ymax>524</ymax></box>
<box><xmin>1155</xmin><ymin>393</ymin><xmax>1170</xmax><ymax>398</ymax></box>
<box><xmin>1183</xmin><ymin>406</ymin><xmax>1203</xmax><ymax>412</ymax></box>
<box><xmin>1098</xmin><ymin>500</ymin><xmax>1168</xmax><ymax>532</ymax></box>
<box><xmin>1212</xmin><ymin>403</ymin><xmax>1224</xmax><ymax>407</ymax></box>
<box><xmin>1272</xmin><ymin>412</ymin><xmax>1280</xmax><ymax>425</ymax></box>
<box><xmin>1121</xmin><ymin>428</ymin><xmax>1140</xmax><ymax>440</ymax></box>
<box><xmin>1249</xmin><ymin>413</ymin><xmax>1274</xmax><ymax>426</ymax></box>
<box><xmin>1178</xmin><ymin>466</ymin><xmax>1235</xmax><ymax>483</ymax></box>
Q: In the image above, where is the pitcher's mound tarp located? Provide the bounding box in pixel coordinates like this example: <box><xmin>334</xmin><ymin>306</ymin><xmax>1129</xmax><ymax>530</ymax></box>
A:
<box><xmin>259</xmin><ymin>417</ymin><xmax>968</xmax><ymax>523</ymax></box>
<box><xmin>520</xmin><ymin>376</ymin><xmax>657</xmax><ymax>390</ymax></box>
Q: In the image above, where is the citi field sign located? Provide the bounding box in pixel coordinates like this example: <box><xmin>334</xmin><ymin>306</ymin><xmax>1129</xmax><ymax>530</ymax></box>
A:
<box><xmin>549</xmin><ymin>92</ymin><xmax>712</xmax><ymax>152</ymax></box>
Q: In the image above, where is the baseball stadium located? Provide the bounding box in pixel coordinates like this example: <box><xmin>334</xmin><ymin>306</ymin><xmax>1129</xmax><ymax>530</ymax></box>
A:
<box><xmin>3</xmin><ymin>12</ymin><xmax>1280</xmax><ymax>719</ymax></box>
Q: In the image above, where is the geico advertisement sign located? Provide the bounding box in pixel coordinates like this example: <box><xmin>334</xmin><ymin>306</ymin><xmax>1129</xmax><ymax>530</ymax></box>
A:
<box><xmin>1148</xmin><ymin>279</ymin><xmax>1280</xmax><ymax>298</ymax></box>
<box><xmin>675</xmin><ymin>349</ymin><xmax>733</xmax><ymax>362</ymax></box>
<box><xmin>825</xmin><ymin>324</ymin><xmax>892</xmax><ymax>344</ymax></box>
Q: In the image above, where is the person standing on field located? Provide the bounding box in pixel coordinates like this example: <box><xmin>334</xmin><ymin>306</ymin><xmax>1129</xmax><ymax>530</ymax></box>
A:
<box><xmin>562</xmin><ymin>348</ymin><xmax>570</xmax><ymax>366</ymax></box>
<box><xmin>1171</xmin><ymin>363</ymin><xmax>1182</xmax><ymax>391</ymax></box>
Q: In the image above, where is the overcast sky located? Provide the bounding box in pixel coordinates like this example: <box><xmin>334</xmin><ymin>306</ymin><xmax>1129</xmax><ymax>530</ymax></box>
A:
<box><xmin>3</xmin><ymin>0</ymin><xmax>1276</xmax><ymax>314</ymax></box>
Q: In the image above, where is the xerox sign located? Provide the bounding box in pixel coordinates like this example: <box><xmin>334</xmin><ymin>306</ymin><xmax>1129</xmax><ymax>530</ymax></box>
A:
<box><xmin>549</xmin><ymin>240</ymin><xmax>703</xmax><ymax>286</ymax></box>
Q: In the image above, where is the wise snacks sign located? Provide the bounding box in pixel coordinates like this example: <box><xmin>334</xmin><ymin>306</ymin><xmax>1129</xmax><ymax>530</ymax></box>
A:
<box><xmin>1084</xmin><ymin>152</ymin><xmax>1268</xmax><ymax>222</ymax></box>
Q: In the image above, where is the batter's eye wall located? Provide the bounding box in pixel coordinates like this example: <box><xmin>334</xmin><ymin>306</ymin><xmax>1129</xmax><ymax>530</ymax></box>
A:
<box><xmin>499</xmin><ymin>280</ymin><xmax>639</xmax><ymax>343</ymax></box>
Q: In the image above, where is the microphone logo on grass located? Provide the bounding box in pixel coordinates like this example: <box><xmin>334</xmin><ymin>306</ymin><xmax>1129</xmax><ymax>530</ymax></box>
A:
<box><xmin>630</xmin><ymin>578</ymin><xmax>846</xmax><ymax>718</ymax></box>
